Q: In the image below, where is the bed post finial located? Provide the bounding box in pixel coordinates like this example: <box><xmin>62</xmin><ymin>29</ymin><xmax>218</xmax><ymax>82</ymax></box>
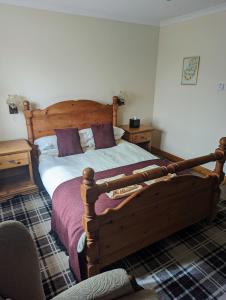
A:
<box><xmin>214</xmin><ymin>137</ymin><xmax>226</xmax><ymax>183</ymax></box>
<box><xmin>23</xmin><ymin>100</ymin><xmax>34</xmax><ymax>145</ymax></box>
<box><xmin>81</xmin><ymin>168</ymin><xmax>100</xmax><ymax>278</ymax></box>
<box><xmin>219</xmin><ymin>137</ymin><xmax>226</xmax><ymax>154</ymax></box>
<box><xmin>208</xmin><ymin>137</ymin><xmax>226</xmax><ymax>223</ymax></box>
<box><xmin>83</xmin><ymin>168</ymin><xmax>95</xmax><ymax>186</ymax></box>
<box><xmin>23</xmin><ymin>100</ymin><xmax>30</xmax><ymax>111</ymax></box>
<box><xmin>112</xmin><ymin>96</ymin><xmax>118</xmax><ymax>126</ymax></box>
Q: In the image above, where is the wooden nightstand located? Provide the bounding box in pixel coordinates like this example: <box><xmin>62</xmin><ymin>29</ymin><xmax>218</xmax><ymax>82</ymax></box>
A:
<box><xmin>0</xmin><ymin>139</ymin><xmax>38</xmax><ymax>202</ymax></box>
<box><xmin>120</xmin><ymin>125</ymin><xmax>154</xmax><ymax>149</ymax></box>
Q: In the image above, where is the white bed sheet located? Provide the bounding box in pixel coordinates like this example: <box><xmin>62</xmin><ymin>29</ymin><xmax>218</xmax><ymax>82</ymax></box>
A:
<box><xmin>39</xmin><ymin>140</ymin><xmax>157</xmax><ymax>198</ymax></box>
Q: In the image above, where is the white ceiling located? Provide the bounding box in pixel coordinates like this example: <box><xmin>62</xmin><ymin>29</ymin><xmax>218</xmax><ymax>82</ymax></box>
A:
<box><xmin>1</xmin><ymin>0</ymin><xmax>226</xmax><ymax>26</ymax></box>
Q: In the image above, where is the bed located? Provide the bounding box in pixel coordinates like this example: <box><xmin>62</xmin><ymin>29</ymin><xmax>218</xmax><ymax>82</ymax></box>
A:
<box><xmin>23</xmin><ymin>97</ymin><xmax>226</xmax><ymax>281</ymax></box>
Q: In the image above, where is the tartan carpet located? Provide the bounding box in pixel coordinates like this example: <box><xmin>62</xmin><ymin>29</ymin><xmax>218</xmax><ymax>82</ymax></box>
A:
<box><xmin>0</xmin><ymin>191</ymin><xmax>225</xmax><ymax>300</ymax></box>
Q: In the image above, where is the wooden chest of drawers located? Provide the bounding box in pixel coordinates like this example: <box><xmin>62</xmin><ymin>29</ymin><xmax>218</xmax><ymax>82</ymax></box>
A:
<box><xmin>0</xmin><ymin>139</ymin><xmax>38</xmax><ymax>202</ymax></box>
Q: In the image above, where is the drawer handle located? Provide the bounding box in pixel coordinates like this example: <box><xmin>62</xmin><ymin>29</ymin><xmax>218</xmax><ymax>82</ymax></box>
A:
<box><xmin>8</xmin><ymin>160</ymin><xmax>21</xmax><ymax>164</ymax></box>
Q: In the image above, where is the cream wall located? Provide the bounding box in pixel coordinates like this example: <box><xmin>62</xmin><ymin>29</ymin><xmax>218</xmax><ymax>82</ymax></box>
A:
<box><xmin>0</xmin><ymin>4</ymin><xmax>159</xmax><ymax>140</ymax></box>
<box><xmin>153</xmin><ymin>11</ymin><xmax>226</xmax><ymax>170</ymax></box>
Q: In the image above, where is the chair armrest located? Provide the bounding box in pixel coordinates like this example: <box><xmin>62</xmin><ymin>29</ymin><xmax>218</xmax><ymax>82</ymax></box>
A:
<box><xmin>52</xmin><ymin>269</ymin><xmax>134</xmax><ymax>300</ymax></box>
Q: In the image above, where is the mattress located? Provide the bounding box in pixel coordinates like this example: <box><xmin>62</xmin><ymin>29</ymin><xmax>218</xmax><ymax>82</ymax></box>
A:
<box><xmin>39</xmin><ymin>140</ymin><xmax>157</xmax><ymax>197</ymax></box>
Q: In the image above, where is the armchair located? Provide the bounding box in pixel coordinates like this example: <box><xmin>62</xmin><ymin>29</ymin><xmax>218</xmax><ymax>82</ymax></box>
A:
<box><xmin>0</xmin><ymin>221</ymin><xmax>158</xmax><ymax>300</ymax></box>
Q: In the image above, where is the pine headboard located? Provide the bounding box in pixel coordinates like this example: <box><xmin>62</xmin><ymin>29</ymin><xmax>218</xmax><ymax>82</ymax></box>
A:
<box><xmin>23</xmin><ymin>97</ymin><xmax>118</xmax><ymax>144</ymax></box>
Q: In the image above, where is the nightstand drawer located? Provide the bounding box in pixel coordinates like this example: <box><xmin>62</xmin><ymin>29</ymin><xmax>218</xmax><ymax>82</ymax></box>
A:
<box><xmin>131</xmin><ymin>132</ymin><xmax>151</xmax><ymax>144</ymax></box>
<box><xmin>0</xmin><ymin>153</ymin><xmax>29</xmax><ymax>170</ymax></box>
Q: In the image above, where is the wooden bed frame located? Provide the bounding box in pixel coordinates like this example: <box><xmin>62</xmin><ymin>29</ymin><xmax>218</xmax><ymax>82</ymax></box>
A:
<box><xmin>23</xmin><ymin>98</ymin><xmax>226</xmax><ymax>279</ymax></box>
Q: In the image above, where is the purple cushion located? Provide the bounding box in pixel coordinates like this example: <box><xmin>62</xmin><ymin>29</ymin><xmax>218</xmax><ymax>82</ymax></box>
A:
<box><xmin>55</xmin><ymin>128</ymin><xmax>83</xmax><ymax>157</ymax></box>
<box><xmin>91</xmin><ymin>123</ymin><xmax>116</xmax><ymax>149</ymax></box>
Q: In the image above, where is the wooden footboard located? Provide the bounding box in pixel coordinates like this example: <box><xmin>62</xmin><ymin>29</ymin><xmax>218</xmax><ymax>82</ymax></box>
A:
<box><xmin>81</xmin><ymin>138</ymin><xmax>226</xmax><ymax>278</ymax></box>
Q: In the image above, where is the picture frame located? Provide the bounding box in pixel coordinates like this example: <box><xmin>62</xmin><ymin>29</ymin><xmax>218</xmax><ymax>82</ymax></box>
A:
<box><xmin>181</xmin><ymin>56</ymin><xmax>200</xmax><ymax>85</ymax></box>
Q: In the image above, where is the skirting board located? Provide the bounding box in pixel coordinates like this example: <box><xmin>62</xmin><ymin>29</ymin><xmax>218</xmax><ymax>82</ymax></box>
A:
<box><xmin>151</xmin><ymin>146</ymin><xmax>226</xmax><ymax>184</ymax></box>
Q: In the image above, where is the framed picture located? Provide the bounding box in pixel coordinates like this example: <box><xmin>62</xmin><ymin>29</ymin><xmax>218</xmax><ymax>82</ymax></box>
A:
<box><xmin>181</xmin><ymin>56</ymin><xmax>200</xmax><ymax>85</ymax></box>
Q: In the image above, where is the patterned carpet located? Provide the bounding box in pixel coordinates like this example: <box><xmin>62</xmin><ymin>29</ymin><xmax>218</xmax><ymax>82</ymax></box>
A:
<box><xmin>0</xmin><ymin>190</ymin><xmax>226</xmax><ymax>300</ymax></box>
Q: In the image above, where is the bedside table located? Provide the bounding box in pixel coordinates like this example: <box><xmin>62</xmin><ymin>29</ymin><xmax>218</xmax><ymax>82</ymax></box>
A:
<box><xmin>0</xmin><ymin>139</ymin><xmax>38</xmax><ymax>202</ymax></box>
<box><xmin>120</xmin><ymin>125</ymin><xmax>154</xmax><ymax>149</ymax></box>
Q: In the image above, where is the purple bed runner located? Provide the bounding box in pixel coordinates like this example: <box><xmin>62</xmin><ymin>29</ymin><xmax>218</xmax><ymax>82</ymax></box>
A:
<box><xmin>51</xmin><ymin>159</ymin><xmax>170</xmax><ymax>281</ymax></box>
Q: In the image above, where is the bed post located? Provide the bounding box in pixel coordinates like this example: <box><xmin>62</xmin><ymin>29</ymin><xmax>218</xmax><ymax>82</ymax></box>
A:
<box><xmin>208</xmin><ymin>137</ymin><xmax>226</xmax><ymax>223</ymax></box>
<box><xmin>112</xmin><ymin>96</ymin><xmax>118</xmax><ymax>126</ymax></box>
<box><xmin>81</xmin><ymin>168</ymin><xmax>100</xmax><ymax>278</ymax></box>
<box><xmin>214</xmin><ymin>137</ymin><xmax>226</xmax><ymax>183</ymax></box>
<box><xmin>23</xmin><ymin>100</ymin><xmax>34</xmax><ymax>145</ymax></box>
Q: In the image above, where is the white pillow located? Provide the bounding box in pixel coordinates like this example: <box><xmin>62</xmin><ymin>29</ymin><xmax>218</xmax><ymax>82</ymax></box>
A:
<box><xmin>79</xmin><ymin>127</ymin><xmax>125</xmax><ymax>147</ymax></box>
<box><xmin>34</xmin><ymin>135</ymin><xmax>57</xmax><ymax>154</ymax></box>
<box><xmin>34</xmin><ymin>126</ymin><xmax>125</xmax><ymax>154</ymax></box>
<box><xmin>78</xmin><ymin>126</ymin><xmax>124</xmax><ymax>149</ymax></box>
<box><xmin>34</xmin><ymin>128</ymin><xmax>95</xmax><ymax>154</ymax></box>
<box><xmin>113</xmin><ymin>126</ymin><xmax>125</xmax><ymax>140</ymax></box>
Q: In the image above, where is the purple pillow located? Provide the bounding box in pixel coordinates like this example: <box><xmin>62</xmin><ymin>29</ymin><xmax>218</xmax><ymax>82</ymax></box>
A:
<box><xmin>55</xmin><ymin>128</ymin><xmax>83</xmax><ymax>157</ymax></box>
<box><xmin>91</xmin><ymin>123</ymin><xmax>116</xmax><ymax>149</ymax></box>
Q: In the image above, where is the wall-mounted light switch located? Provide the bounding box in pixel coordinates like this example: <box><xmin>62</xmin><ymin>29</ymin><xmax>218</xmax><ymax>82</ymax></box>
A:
<box><xmin>217</xmin><ymin>83</ymin><xmax>225</xmax><ymax>91</ymax></box>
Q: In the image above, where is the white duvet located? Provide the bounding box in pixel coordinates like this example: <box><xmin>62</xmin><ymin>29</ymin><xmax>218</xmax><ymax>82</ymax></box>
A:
<box><xmin>39</xmin><ymin>140</ymin><xmax>157</xmax><ymax>197</ymax></box>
